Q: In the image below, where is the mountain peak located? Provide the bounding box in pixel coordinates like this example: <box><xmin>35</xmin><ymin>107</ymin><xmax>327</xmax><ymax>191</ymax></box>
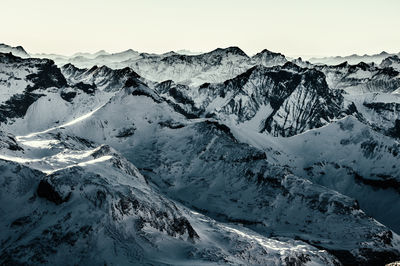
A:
<box><xmin>95</xmin><ymin>49</ymin><xmax>107</xmax><ymax>54</ymax></box>
<box><xmin>335</xmin><ymin>61</ymin><xmax>350</xmax><ymax>68</ymax></box>
<box><xmin>355</xmin><ymin>61</ymin><xmax>371</xmax><ymax>70</ymax></box>
<box><xmin>255</xmin><ymin>49</ymin><xmax>284</xmax><ymax>57</ymax></box>
<box><xmin>211</xmin><ymin>46</ymin><xmax>248</xmax><ymax>57</ymax></box>
<box><xmin>15</xmin><ymin>45</ymin><xmax>25</xmax><ymax>51</ymax></box>
<box><xmin>380</xmin><ymin>55</ymin><xmax>400</xmax><ymax>69</ymax></box>
<box><xmin>162</xmin><ymin>51</ymin><xmax>178</xmax><ymax>57</ymax></box>
<box><xmin>282</xmin><ymin>61</ymin><xmax>303</xmax><ymax>72</ymax></box>
<box><xmin>251</xmin><ymin>48</ymin><xmax>287</xmax><ymax>66</ymax></box>
<box><xmin>0</xmin><ymin>43</ymin><xmax>30</xmax><ymax>58</ymax></box>
<box><xmin>385</xmin><ymin>55</ymin><xmax>400</xmax><ymax>61</ymax></box>
<box><xmin>119</xmin><ymin>49</ymin><xmax>137</xmax><ymax>55</ymax></box>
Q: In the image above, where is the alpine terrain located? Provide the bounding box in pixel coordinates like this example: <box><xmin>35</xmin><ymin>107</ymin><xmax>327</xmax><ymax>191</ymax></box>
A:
<box><xmin>1</xmin><ymin>44</ymin><xmax>400</xmax><ymax>266</ymax></box>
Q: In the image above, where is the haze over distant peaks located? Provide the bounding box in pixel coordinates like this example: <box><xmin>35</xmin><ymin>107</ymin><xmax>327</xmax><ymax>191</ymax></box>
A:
<box><xmin>309</xmin><ymin>51</ymin><xmax>400</xmax><ymax>65</ymax></box>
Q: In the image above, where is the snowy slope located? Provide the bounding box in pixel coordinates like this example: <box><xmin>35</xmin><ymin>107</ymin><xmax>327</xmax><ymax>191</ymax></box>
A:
<box><xmin>0</xmin><ymin>129</ymin><xmax>339</xmax><ymax>265</ymax></box>
<box><xmin>343</xmin><ymin>93</ymin><xmax>400</xmax><ymax>137</ymax></box>
<box><xmin>226</xmin><ymin>111</ymin><xmax>400</xmax><ymax>236</ymax></box>
<box><xmin>57</xmin><ymin>84</ymin><xmax>400</xmax><ymax>265</ymax></box>
<box><xmin>269</xmin><ymin>117</ymin><xmax>400</xmax><ymax>234</ymax></box>
<box><xmin>0</xmin><ymin>52</ymin><xmax>115</xmax><ymax>135</ymax></box>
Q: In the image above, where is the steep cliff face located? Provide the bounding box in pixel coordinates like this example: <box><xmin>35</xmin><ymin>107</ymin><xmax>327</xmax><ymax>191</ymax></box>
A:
<box><xmin>156</xmin><ymin>64</ymin><xmax>344</xmax><ymax>136</ymax></box>
<box><xmin>61</xmin><ymin>64</ymin><xmax>147</xmax><ymax>92</ymax></box>
<box><xmin>0</xmin><ymin>53</ymin><xmax>67</xmax><ymax>124</ymax></box>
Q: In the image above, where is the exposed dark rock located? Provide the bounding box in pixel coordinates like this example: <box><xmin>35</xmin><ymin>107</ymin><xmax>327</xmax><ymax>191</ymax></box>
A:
<box><xmin>204</xmin><ymin>120</ymin><xmax>236</xmax><ymax>141</ymax></box>
<box><xmin>116</xmin><ymin>125</ymin><xmax>136</xmax><ymax>138</ymax></box>
<box><xmin>73</xmin><ymin>82</ymin><xmax>96</xmax><ymax>94</ymax></box>
<box><xmin>158</xmin><ymin>120</ymin><xmax>185</xmax><ymax>129</ymax></box>
<box><xmin>0</xmin><ymin>93</ymin><xmax>45</xmax><ymax>123</ymax></box>
<box><xmin>26</xmin><ymin>61</ymin><xmax>67</xmax><ymax>92</ymax></box>
<box><xmin>155</xmin><ymin>81</ymin><xmax>202</xmax><ymax>118</ymax></box>
<box><xmin>0</xmin><ymin>132</ymin><xmax>23</xmax><ymax>151</ymax></box>
<box><xmin>131</xmin><ymin>87</ymin><xmax>162</xmax><ymax>103</ymax></box>
<box><xmin>389</xmin><ymin>119</ymin><xmax>400</xmax><ymax>138</ymax></box>
<box><xmin>284</xmin><ymin>254</ymin><xmax>311</xmax><ymax>266</ymax></box>
<box><xmin>354</xmin><ymin>173</ymin><xmax>400</xmax><ymax>192</ymax></box>
<box><xmin>124</xmin><ymin>77</ymin><xmax>140</xmax><ymax>88</ymax></box>
<box><xmin>171</xmin><ymin>217</ymin><xmax>199</xmax><ymax>239</ymax></box>
<box><xmin>10</xmin><ymin>216</ymin><xmax>31</xmax><ymax>228</ymax></box>
<box><xmin>37</xmin><ymin>180</ymin><xmax>70</xmax><ymax>205</ymax></box>
<box><xmin>60</xmin><ymin>91</ymin><xmax>77</xmax><ymax>102</ymax></box>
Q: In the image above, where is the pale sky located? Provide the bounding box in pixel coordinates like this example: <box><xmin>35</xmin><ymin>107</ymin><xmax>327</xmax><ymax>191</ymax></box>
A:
<box><xmin>1</xmin><ymin>0</ymin><xmax>399</xmax><ymax>57</ymax></box>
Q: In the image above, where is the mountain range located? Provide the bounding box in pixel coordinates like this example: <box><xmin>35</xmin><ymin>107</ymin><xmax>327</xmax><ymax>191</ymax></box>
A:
<box><xmin>309</xmin><ymin>51</ymin><xmax>400</xmax><ymax>66</ymax></box>
<box><xmin>1</xmin><ymin>43</ymin><xmax>400</xmax><ymax>265</ymax></box>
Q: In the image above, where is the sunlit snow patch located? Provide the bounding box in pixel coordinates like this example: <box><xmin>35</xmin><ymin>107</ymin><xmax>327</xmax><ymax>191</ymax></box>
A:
<box><xmin>22</xmin><ymin>139</ymin><xmax>60</xmax><ymax>149</ymax></box>
<box><xmin>0</xmin><ymin>154</ymin><xmax>40</xmax><ymax>164</ymax></box>
<box><xmin>44</xmin><ymin>155</ymin><xmax>113</xmax><ymax>175</ymax></box>
<box><xmin>16</xmin><ymin>103</ymin><xmax>107</xmax><ymax>140</ymax></box>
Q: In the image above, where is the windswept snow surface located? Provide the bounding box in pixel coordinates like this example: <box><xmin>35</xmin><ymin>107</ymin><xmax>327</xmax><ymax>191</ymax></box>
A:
<box><xmin>0</xmin><ymin>118</ymin><xmax>339</xmax><ymax>265</ymax></box>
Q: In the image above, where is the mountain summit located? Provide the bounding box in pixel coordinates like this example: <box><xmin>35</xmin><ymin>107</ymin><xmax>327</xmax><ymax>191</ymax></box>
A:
<box><xmin>0</xmin><ymin>43</ymin><xmax>30</xmax><ymax>58</ymax></box>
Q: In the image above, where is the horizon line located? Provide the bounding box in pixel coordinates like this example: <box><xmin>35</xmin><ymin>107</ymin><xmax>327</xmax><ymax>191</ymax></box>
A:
<box><xmin>2</xmin><ymin>41</ymin><xmax>399</xmax><ymax>60</ymax></box>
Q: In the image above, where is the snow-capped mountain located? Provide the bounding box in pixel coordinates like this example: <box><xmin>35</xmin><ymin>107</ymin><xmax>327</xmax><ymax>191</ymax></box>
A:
<box><xmin>60</xmin><ymin>63</ymin><xmax>148</xmax><ymax>92</ymax></box>
<box><xmin>252</xmin><ymin>49</ymin><xmax>287</xmax><ymax>67</ymax></box>
<box><xmin>1</xmin><ymin>131</ymin><xmax>341</xmax><ymax>265</ymax></box>
<box><xmin>59</xmin><ymin>84</ymin><xmax>400</xmax><ymax>265</ymax></box>
<box><xmin>71</xmin><ymin>49</ymin><xmax>109</xmax><ymax>59</ymax></box>
<box><xmin>381</xmin><ymin>55</ymin><xmax>400</xmax><ymax>72</ymax></box>
<box><xmin>0</xmin><ymin>43</ymin><xmax>30</xmax><ymax>58</ymax></box>
<box><xmin>315</xmin><ymin>62</ymin><xmax>400</xmax><ymax>94</ymax></box>
<box><xmin>0</xmin><ymin>52</ymin><xmax>67</xmax><ymax>123</ymax></box>
<box><xmin>309</xmin><ymin>51</ymin><xmax>400</xmax><ymax>65</ymax></box>
<box><xmin>344</xmin><ymin>93</ymin><xmax>400</xmax><ymax>137</ymax></box>
<box><xmin>155</xmin><ymin>63</ymin><xmax>344</xmax><ymax>137</ymax></box>
<box><xmin>1</xmin><ymin>47</ymin><xmax>400</xmax><ymax>265</ymax></box>
<box><xmin>32</xmin><ymin>47</ymin><xmax>289</xmax><ymax>87</ymax></box>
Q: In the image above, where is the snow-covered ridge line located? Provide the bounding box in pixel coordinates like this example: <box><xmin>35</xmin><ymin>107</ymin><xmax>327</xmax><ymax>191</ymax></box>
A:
<box><xmin>17</xmin><ymin>102</ymin><xmax>109</xmax><ymax>140</ymax></box>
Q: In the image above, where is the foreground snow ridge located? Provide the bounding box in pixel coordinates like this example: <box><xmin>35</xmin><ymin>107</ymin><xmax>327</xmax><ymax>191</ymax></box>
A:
<box><xmin>1</xmin><ymin>46</ymin><xmax>400</xmax><ymax>265</ymax></box>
